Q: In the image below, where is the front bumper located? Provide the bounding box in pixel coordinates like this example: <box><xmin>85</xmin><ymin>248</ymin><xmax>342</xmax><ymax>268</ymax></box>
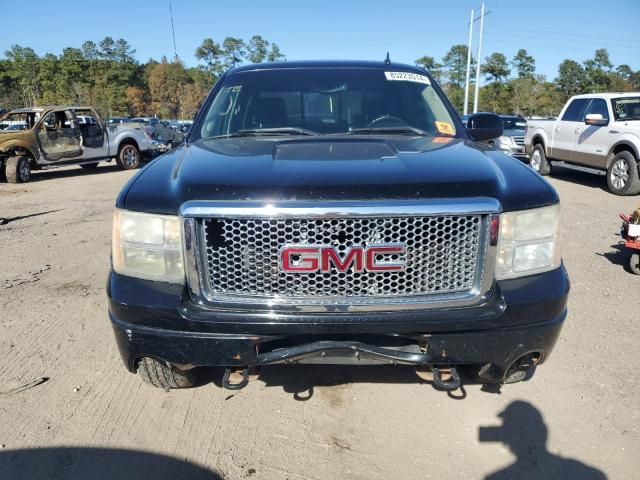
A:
<box><xmin>499</xmin><ymin>144</ymin><xmax>529</xmax><ymax>160</ymax></box>
<box><xmin>108</xmin><ymin>264</ymin><xmax>569</xmax><ymax>379</ymax></box>
<box><xmin>147</xmin><ymin>141</ymin><xmax>171</xmax><ymax>156</ymax></box>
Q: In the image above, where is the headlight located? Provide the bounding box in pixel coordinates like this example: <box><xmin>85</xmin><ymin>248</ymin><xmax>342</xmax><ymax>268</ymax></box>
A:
<box><xmin>497</xmin><ymin>136</ymin><xmax>514</xmax><ymax>148</ymax></box>
<box><xmin>496</xmin><ymin>204</ymin><xmax>561</xmax><ymax>280</ymax></box>
<box><xmin>112</xmin><ymin>209</ymin><xmax>184</xmax><ymax>283</ymax></box>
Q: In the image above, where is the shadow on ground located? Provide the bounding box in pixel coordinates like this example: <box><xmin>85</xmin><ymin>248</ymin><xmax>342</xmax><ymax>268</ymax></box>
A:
<box><xmin>596</xmin><ymin>242</ymin><xmax>635</xmax><ymax>272</ymax></box>
<box><xmin>0</xmin><ymin>447</ymin><xmax>222</xmax><ymax>480</ymax></box>
<box><xmin>547</xmin><ymin>165</ymin><xmax>608</xmax><ymax>191</ymax></box>
<box><xmin>28</xmin><ymin>163</ymin><xmax>126</xmax><ymax>182</ymax></box>
<box><xmin>480</xmin><ymin>401</ymin><xmax>607</xmax><ymax>479</ymax></box>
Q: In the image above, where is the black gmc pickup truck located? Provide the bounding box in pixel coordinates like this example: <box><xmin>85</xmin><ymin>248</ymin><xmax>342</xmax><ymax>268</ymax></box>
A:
<box><xmin>108</xmin><ymin>60</ymin><xmax>569</xmax><ymax>391</ymax></box>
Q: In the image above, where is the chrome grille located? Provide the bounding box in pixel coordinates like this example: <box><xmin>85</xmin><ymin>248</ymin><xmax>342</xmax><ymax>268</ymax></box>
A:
<box><xmin>512</xmin><ymin>135</ymin><xmax>525</xmax><ymax>146</ymax></box>
<box><xmin>200</xmin><ymin>214</ymin><xmax>485</xmax><ymax>300</ymax></box>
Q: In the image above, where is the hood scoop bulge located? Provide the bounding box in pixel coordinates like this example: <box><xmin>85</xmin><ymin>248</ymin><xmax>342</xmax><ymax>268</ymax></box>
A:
<box><xmin>272</xmin><ymin>138</ymin><xmax>398</xmax><ymax>161</ymax></box>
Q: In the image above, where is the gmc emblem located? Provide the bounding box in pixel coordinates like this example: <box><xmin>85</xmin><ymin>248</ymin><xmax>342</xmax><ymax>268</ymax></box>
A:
<box><xmin>280</xmin><ymin>244</ymin><xmax>406</xmax><ymax>273</ymax></box>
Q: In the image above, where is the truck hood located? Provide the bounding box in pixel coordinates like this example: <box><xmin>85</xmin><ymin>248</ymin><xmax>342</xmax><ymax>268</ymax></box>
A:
<box><xmin>118</xmin><ymin>136</ymin><xmax>557</xmax><ymax>214</ymax></box>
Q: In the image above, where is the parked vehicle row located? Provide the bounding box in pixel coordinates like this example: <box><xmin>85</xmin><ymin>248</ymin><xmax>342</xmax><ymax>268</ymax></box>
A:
<box><xmin>525</xmin><ymin>93</ymin><xmax>640</xmax><ymax>195</ymax></box>
<box><xmin>0</xmin><ymin>106</ymin><xmax>168</xmax><ymax>183</ymax></box>
<box><xmin>462</xmin><ymin>114</ymin><xmax>528</xmax><ymax>160</ymax></box>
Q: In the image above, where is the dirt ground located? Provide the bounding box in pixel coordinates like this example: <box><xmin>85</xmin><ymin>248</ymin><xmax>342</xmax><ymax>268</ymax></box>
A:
<box><xmin>0</xmin><ymin>162</ymin><xmax>639</xmax><ymax>479</ymax></box>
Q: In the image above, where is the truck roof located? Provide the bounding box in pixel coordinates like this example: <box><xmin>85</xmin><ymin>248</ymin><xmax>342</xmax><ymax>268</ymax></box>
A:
<box><xmin>8</xmin><ymin>106</ymin><xmax>95</xmax><ymax>114</ymax></box>
<box><xmin>569</xmin><ymin>92</ymin><xmax>640</xmax><ymax>100</ymax></box>
<box><xmin>229</xmin><ymin>60</ymin><xmax>427</xmax><ymax>74</ymax></box>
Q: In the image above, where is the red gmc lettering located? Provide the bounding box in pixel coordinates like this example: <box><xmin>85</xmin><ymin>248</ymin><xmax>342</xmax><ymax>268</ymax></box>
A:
<box><xmin>281</xmin><ymin>245</ymin><xmax>405</xmax><ymax>273</ymax></box>
<box><xmin>366</xmin><ymin>246</ymin><xmax>406</xmax><ymax>271</ymax></box>
<box><xmin>281</xmin><ymin>247</ymin><xmax>319</xmax><ymax>272</ymax></box>
<box><xmin>321</xmin><ymin>248</ymin><xmax>364</xmax><ymax>272</ymax></box>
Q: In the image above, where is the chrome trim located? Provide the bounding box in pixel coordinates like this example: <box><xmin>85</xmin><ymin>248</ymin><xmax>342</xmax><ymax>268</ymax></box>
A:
<box><xmin>182</xmin><ymin>200</ymin><xmax>500</xmax><ymax>313</ymax></box>
<box><xmin>180</xmin><ymin>198</ymin><xmax>502</xmax><ymax>218</ymax></box>
<box><xmin>182</xmin><ymin>218</ymin><xmax>202</xmax><ymax>299</ymax></box>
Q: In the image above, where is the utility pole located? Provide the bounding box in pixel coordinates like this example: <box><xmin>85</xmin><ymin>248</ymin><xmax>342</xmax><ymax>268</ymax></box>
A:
<box><xmin>463</xmin><ymin>8</ymin><xmax>474</xmax><ymax>116</ymax></box>
<box><xmin>473</xmin><ymin>2</ymin><xmax>486</xmax><ymax>113</ymax></box>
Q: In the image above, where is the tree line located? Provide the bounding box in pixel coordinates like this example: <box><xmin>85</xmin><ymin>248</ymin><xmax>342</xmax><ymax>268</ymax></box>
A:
<box><xmin>417</xmin><ymin>46</ymin><xmax>640</xmax><ymax>117</ymax></box>
<box><xmin>0</xmin><ymin>35</ymin><xmax>285</xmax><ymax>119</ymax></box>
<box><xmin>1</xmin><ymin>36</ymin><xmax>638</xmax><ymax>120</ymax></box>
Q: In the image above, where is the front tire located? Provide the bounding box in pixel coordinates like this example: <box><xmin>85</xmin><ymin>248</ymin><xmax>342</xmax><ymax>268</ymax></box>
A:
<box><xmin>5</xmin><ymin>155</ymin><xmax>31</xmax><ymax>183</ymax></box>
<box><xmin>606</xmin><ymin>151</ymin><xmax>640</xmax><ymax>195</ymax></box>
<box><xmin>116</xmin><ymin>143</ymin><xmax>141</xmax><ymax>170</ymax></box>
<box><xmin>530</xmin><ymin>144</ymin><xmax>550</xmax><ymax>175</ymax></box>
<box><xmin>137</xmin><ymin>357</ymin><xmax>197</xmax><ymax>389</ymax></box>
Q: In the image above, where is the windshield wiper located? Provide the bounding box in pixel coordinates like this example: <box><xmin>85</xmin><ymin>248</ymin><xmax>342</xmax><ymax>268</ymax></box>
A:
<box><xmin>208</xmin><ymin>127</ymin><xmax>319</xmax><ymax>139</ymax></box>
<box><xmin>348</xmin><ymin>126</ymin><xmax>432</xmax><ymax>136</ymax></box>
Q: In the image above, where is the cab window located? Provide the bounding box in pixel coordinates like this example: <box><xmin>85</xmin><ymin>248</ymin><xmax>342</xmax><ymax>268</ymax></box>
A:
<box><xmin>583</xmin><ymin>99</ymin><xmax>609</xmax><ymax>121</ymax></box>
<box><xmin>561</xmin><ymin>99</ymin><xmax>589</xmax><ymax>122</ymax></box>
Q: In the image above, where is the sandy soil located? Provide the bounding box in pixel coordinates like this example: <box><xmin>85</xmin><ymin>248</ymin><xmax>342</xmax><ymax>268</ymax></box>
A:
<box><xmin>0</xmin><ymin>162</ymin><xmax>638</xmax><ymax>479</ymax></box>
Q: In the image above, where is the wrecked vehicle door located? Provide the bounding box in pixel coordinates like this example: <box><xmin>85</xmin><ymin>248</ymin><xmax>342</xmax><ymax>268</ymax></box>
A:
<box><xmin>37</xmin><ymin>109</ymin><xmax>83</xmax><ymax>161</ymax></box>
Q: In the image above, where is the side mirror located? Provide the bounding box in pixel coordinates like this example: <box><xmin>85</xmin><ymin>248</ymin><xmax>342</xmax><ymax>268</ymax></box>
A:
<box><xmin>465</xmin><ymin>113</ymin><xmax>503</xmax><ymax>142</ymax></box>
<box><xmin>585</xmin><ymin>113</ymin><xmax>608</xmax><ymax>126</ymax></box>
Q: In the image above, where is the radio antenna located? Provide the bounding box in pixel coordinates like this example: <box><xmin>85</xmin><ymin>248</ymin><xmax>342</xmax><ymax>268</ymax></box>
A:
<box><xmin>169</xmin><ymin>2</ymin><xmax>178</xmax><ymax>61</ymax></box>
<box><xmin>385</xmin><ymin>52</ymin><xmax>391</xmax><ymax>66</ymax></box>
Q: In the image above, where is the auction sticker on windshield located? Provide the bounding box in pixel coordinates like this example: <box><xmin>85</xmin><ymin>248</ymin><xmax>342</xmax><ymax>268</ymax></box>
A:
<box><xmin>384</xmin><ymin>71</ymin><xmax>431</xmax><ymax>85</ymax></box>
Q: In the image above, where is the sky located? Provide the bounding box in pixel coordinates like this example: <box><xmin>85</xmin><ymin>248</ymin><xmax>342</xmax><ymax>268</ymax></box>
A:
<box><xmin>2</xmin><ymin>0</ymin><xmax>639</xmax><ymax>80</ymax></box>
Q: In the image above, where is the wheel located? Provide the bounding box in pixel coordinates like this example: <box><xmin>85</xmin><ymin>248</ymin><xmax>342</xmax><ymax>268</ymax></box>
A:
<box><xmin>606</xmin><ymin>151</ymin><xmax>640</xmax><ymax>195</ymax></box>
<box><xmin>630</xmin><ymin>253</ymin><xmax>640</xmax><ymax>275</ymax></box>
<box><xmin>5</xmin><ymin>155</ymin><xmax>31</xmax><ymax>183</ymax></box>
<box><xmin>137</xmin><ymin>357</ymin><xmax>197</xmax><ymax>389</ymax></box>
<box><xmin>80</xmin><ymin>162</ymin><xmax>99</xmax><ymax>169</ymax></box>
<box><xmin>116</xmin><ymin>143</ymin><xmax>141</xmax><ymax>170</ymax></box>
<box><xmin>530</xmin><ymin>144</ymin><xmax>550</xmax><ymax>175</ymax></box>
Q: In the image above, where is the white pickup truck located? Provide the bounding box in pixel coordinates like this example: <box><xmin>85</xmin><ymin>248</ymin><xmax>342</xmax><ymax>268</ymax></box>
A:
<box><xmin>525</xmin><ymin>93</ymin><xmax>640</xmax><ymax>195</ymax></box>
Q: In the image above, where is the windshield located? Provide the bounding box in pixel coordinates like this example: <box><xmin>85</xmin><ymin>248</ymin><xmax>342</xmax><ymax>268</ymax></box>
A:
<box><xmin>611</xmin><ymin>97</ymin><xmax>640</xmax><ymax>121</ymax></box>
<box><xmin>197</xmin><ymin>68</ymin><xmax>458</xmax><ymax>139</ymax></box>
<box><xmin>500</xmin><ymin>117</ymin><xmax>527</xmax><ymax>130</ymax></box>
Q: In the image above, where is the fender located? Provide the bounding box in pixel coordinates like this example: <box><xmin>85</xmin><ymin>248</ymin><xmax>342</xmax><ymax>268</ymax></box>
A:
<box><xmin>0</xmin><ymin>139</ymin><xmax>40</xmax><ymax>163</ymax></box>
<box><xmin>605</xmin><ymin>138</ymin><xmax>640</xmax><ymax>168</ymax></box>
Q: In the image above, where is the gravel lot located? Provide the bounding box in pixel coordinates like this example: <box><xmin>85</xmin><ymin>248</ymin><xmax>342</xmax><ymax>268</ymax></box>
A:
<box><xmin>0</xmin><ymin>162</ymin><xmax>638</xmax><ymax>479</ymax></box>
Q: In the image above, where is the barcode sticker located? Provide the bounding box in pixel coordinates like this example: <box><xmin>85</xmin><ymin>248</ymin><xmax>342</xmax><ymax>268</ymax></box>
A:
<box><xmin>384</xmin><ymin>71</ymin><xmax>431</xmax><ymax>85</ymax></box>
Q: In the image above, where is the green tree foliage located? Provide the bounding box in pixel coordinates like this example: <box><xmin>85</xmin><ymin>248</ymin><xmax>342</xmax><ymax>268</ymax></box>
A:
<box><xmin>1</xmin><ymin>37</ymin><xmax>636</xmax><ymax>121</ymax></box>
<box><xmin>442</xmin><ymin>44</ymin><xmax>469</xmax><ymax>89</ymax></box>
<box><xmin>415</xmin><ymin>55</ymin><xmax>443</xmax><ymax>82</ymax></box>
<box><xmin>410</xmin><ymin>46</ymin><xmax>638</xmax><ymax>116</ymax></box>
<box><xmin>0</xmin><ymin>34</ymin><xmax>285</xmax><ymax>118</ymax></box>
<box><xmin>195</xmin><ymin>38</ymin><xmax>224</xmax><ymax>80</ymax></box>
<box><xmin>267</xmin><ymin>43</ymin><xmax>285</xmax><ymax>62</ymax></box>
<box><xmin>556</xmin><ymin>59</ymin><xmax>585</xmax><ymax>100</ymax></box>
<box><xmin>583</xmin><ymin>48</ymin><xmax>613</xmax><ymax>92</ymax></box>
<box><xmin>512</xmin><ymin>49</ymin><xmax>535</xmax><ymax>78</ymax></box>
<box><xmin>222</xmin><ymin>37</ymin><xmax>246</xmax><ymax>68</ymax></box>
<box><xmin>247</xmin><ymin>35</ymin><xmax>270</xmax><ymax>64</ymax></box>
<box><xmin>482</xmin><ymin>52</ymin><xmax>510</xmax><ymax>83</ymax></box>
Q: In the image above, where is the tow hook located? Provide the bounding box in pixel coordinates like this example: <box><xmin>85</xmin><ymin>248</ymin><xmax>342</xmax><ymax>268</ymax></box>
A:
<box><xmin>415</xmin><ymin>366</ymin><xmax>462</xmax><ymax>391</ymax></box>
<box><xmin>432</xmin><ymin>367</ymin><xmax>461</xmax><ymax>391</ymax></box>
<box><xmin>222</xmin><ymin>367</ymin><xmax>249</xmax><ymax>390</ymax></box>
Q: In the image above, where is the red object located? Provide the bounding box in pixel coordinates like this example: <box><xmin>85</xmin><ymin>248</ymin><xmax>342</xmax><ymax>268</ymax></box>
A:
<box><xmin>620</xmin><ymin>215</ymin><xmax>640</xmax><ymax>251</ymax></box>
<box><xmin>280</xmin><ymin>244</ymin><xmax>406</xmax><ymax>273</ymax></box>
